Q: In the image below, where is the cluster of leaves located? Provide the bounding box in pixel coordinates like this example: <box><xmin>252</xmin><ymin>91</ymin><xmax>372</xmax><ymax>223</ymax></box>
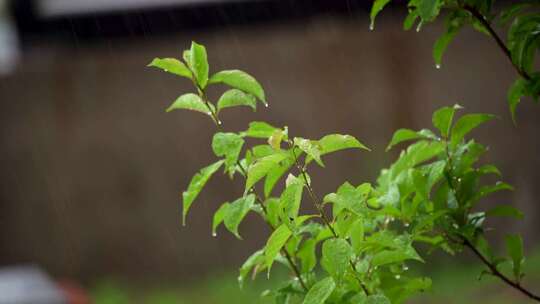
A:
<box><xmin>370</xmin><ymin>0</ymin><xmax>540</xmax><ymax>121</ymax></box>
<box><xmin>149</xmin><ymin>42</ymin><xmax>537</xmax><ymax>303</ymax></box>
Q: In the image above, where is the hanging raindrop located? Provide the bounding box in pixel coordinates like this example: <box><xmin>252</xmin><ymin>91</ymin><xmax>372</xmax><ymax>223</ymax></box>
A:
<box><xmin>212</xmin><ymin>232</ymin><xmax>217</xmax><ymax>237</ymax></box>
<box><xmin>265</xmin><ymin>103</ymin><xmax>269</xmax><ymax>108</ymax></box>
<box><xmin>435</xmin><ymin>64</ymin><xmax>441</xmax><ymax>69</ymax></box>
<box><xmin>369</xmin><ymin>23</ymin><xmax>375</xmax><ymax>31</ymax></box>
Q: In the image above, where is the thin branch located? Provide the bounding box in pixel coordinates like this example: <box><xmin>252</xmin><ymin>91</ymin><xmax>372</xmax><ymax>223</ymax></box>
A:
<box><xmin>462</xmin><ymin>4</ymin><xmax>531</xmax><ymax>81</ymax></box>
<box><xmin>289</xmin><ymin>146</ymin><xmax>370</xmax><ymax>296</ymax></box>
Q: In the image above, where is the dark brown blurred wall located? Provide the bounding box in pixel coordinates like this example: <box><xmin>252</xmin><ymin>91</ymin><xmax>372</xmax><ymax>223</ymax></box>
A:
<box><xmin>0</xmin><ymin>9</ymin><xmax>539</xmax><ymax>283</ymax></box>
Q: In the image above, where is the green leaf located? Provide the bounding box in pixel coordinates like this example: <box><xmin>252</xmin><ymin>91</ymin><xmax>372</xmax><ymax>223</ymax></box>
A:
<box><xmin>433</xmin><ymin>26</ymin><xmax>459</xmax><ymax>69</ymax></box>
<box><xmin>349</xmin><ymin>218</ymin><xmax>365</xmax><ymax>254</ymax></box>
<box><xmin>486</xmin><ymin>205</ymin><xmax>524</xmax><ymax>219</ymax></box>
<box><xmin>317</xmin><ymin>134</ymin><xmax>370</xmax><ymax>157</ymax></box>
<box><xmin>264</xmin><ymin>224</ymin><xmax>292</xmax><ymax>272</ymax></box>
<box><xmin>148</xmin><ymin>58</ymin><xmax>192</xmax><ymax>79</ymax></box>
<box><xmin>450</xmin><ymin>113</ymin><xmax>496</xmax><ymax>147</ymax></box>
<box><xmin>302</xmin><ymin>277</ymin><xmax>335</xmax><ymax>304</ymax></box>
<box><xmin>166</xmin><ymin>93</ymin><xmax>214</xmax><ymax>118</ymax></box>
<box><xmin>432</xmin><ymin>105</ymin><xmax>461</xmax><ymax>137</ymax></box>
<box><xmin>245</xmin><ymin>121</ymin><xmax>279</xmax><ymax>139</ymax></box>
<box><xmin>298</xmin><ymin>239</ymin><xmax>317</xmax><ymax>273</ymax></box>
<box><xmin>386</xmin><ymin>129</ymin><xmax>423</xmax><ymax>151</ymax></box>
<box><xmin>417</xmin><ymin>0</ymin><xmax>442</xmax><ymax>22</ymax></box>
<box><xmin>209</xmin><ymin>70</ymin><xmax>266</xmax><ymax>105</ymax></box>
<box><xmin>321</xmin><ymin>238</ymin><xmax>353</xmax><ymax>279</ymax></box>
<box><xmin>246</xmin><ymin>152</ymin><xmax>289</xmax><ymax>192</ymax></box>
<box><xmin>223</xmin><ymin>194</ymin><xmax>256</xmax><ymax>239</ymax></box>
<box><xmin>268</xmin><ymin>128</ymin><xmax>287</xmax><ymax>150</ymax></box>
<box><xmin>508</xmin><ymin>78</ymin><xmax>527</xmax><ymax>123</ymax></box>
<box><xmin>264</xmin><ymin>158</ymin><xmax>294</xmax><ymax>197</ymax></box>
<box><xmin>478</xmin><ymin>164</ymin><xmax>502</xmax><ymax>177</ymax></box>
<box><xmin>182</xmin><ymin>160</ymin><xmax>224</xmax><ymax>225</ymax></box>
<box><xmin>212</xmin><ymin>202</ymin><xmax>230</xmax><ymax>236</ymax></box>
<box><xmin>366</xmin><ymin>294</ymin><xmax>391</xmax><ymax>304</ymax></box>
<box><xmin>294</xmin><ymin>137</ymin><xmax>324</xmax><ymax>167</ymax></box>
<box><xmin>217</xmin><ymin>89</ymin><xmax>257</xmax><ymax>113</ymax></box>
<box><xmin>370</xmin><ymin>0</ymin><xmax>391</xmax><ymax>30</ymax></box>
<box><xmin>212</xmin><ymin>133</ymin><xmax>244</xmax><ymax>173</ymax></box>
<box><xmin>188</xmin><ymin>41</ymin><xmax>209</xmax><ymax>88</ymax></box>
<box><xmin>505</xmin><ymin>234</ymin><xmax>524</xmax><ymax>281</ymax></box>
<box><xmin>279</xmin><ymin>176</ymin><xmax>304</xmax><ymax>220</ymax></box>
<box><xmin>403</xmin><ymin>11</ymin><xmax>419</xmax><ymax>30</ymax></box>
<box><xmin>238</xmin><ymin>250</ymin><xmax>264</xmax><ymax>288</ymax></box>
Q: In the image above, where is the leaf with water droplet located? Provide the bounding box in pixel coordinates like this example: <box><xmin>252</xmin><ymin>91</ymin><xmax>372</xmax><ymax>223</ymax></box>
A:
<box><xmin>209</xmin><ymin>69</ymin><xmax>266</xmax><ymax>105</ymax></box>
<box><xmin>148</xmin><ymin>57</ymin><xmax>192</xmax><ymax>79</ymax></box>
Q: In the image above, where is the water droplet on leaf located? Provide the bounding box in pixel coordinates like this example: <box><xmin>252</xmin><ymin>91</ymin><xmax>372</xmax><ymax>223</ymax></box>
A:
<box><xmin>212</xmin><ymin>232</ymin><xmax>217</xmax><ymax>237</ymax></box>
<box><xmin>395</xmin><ymin>275</ymin><xmax>401</xmax><ymax>280</ymax></box>
<box><xmin>435</xmin><ymin>64</ymin><xmax>441</xmax><ymax>69</ymax></box>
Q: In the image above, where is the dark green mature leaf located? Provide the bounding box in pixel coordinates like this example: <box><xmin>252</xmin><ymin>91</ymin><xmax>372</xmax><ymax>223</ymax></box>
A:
<box><xmin>246</xmin><ymin>152</ymin><xmax>289</xmax><ymax>193</ymax></box>
<box><xmin>432</xmin><ymin>105</ymin><xmax>461</xmax><ymax>138</ymax></box>
<box><xmin>245</xmin><ymin>121</ymin><xmax>279</xmax><ymax>139</ymax></box>
<box><xmin>416</xmin><ymin>0</ymin><xmax>442</xmax><ymax>22</ymax></box>
<box><xmin>370</xmin><ymin>0</ymin><xmax>391</xmax><ymax>30</ymax></box>
<box><xmin>217</xmin><ymin>89</ymin><xmax>257</xmax><ymax>113</ymax></box>
<box><xmin>302</xmin><ymin>277</ymin><xmax>336</xmax><ymax>304</ymax></box>
<box><xmin>209</xmin><ymin>70</ymin><xmax>266</xmax><ymax>105</ymax></box>
<box><xmin>294</xmin><ymin>137</ymin><xmax>324</xmax><ymax>167</ymax></box>
<box><xmin>508</xmin><ymin>78</ymin><xmax>527</xmax><ymax>123</ymax></box>
<box><xmin>450</xmin><ymin>113</ymin><xmax>496</xmax><ymax>147</ymax></box>
<box><xmin>212</xmin><ymin>202</ymin><xmax>230</xmax><ymax>236</ymax></box>
<box><xmin>224</xmin><ymin>194</ymin><xmax>256</xmax><ymax>239</ymax></box>
<box><xmin>212</xmin><ymin>132</ymin><xmax>244</xmax><ymax>173</ymax></box>
<box><xmin>321</xmin><ymin>238</ymin><xmax>353</xmax><ymax>279</ymax></box>
<box><xmin>148</xmin><ymin>58</ymin><xmax>192</xmax><ymax>79</ymax></box>
<box><xmin>182</xmin><ymin>160</ymin><xmax>224</xmax><ymax>225</ymax></box>
<box><xmin>403</xmin><ymin>10</ymin><xmax>419</xmax><ymax>30</ymax></box>
<box><xmin>264</xmin><ymin>224</ymin><xmax>292</xmax><ymax>272</ymax></box>
<box><xmin>189</xmin><ymin>42</ymin><xmax>209</xmax><ymax>88</ymax></box>
<box><xmin>486</xmin><ymin>205</ymin><xmax>524</xmax><ymax>219</ymax></box>
<box><xmin>238</xmin><ymin>250</ymin><xmax>264</xmax><ymax>288</ymax></box>
<box><xmin>505</xmin><ymin>234</ymin><xmax>524</xmax><ymax>281</ymax></box>
<box><xmin>371</xmin><ymin>246</ymin><xmax>423</xmax><ymax>267</ymax></box>
<box><xmin>166</xmin><ymin>93</ymin><xmax>214</xmax><ymax>118</ymax></box>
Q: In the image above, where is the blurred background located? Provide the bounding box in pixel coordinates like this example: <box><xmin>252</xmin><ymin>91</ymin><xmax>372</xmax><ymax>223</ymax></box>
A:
<box><xmin>0</xmin><ymin>0</ymin><xmax>539</xmax><ymax>303</ymax></box>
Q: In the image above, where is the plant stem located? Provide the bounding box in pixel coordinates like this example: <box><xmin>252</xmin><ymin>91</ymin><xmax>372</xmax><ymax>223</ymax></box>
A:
<box><xmin>461</xmin><ymin>237</ymin><xmax>540</xmax><ymax>302</ymax></box>
<box><xmin>462</xmin><ymin>4</ymin><xmax>531</xmax><ymax>81</ymax></box>
<box><xmin>236</xmin><ymin>161</ymin><xmax>309</xmax><ymax>292</ymax></box>
<box><xmin>289</xmin><ymin>146</ymin><xmax>370</xmax><ymax>296</ymax></box>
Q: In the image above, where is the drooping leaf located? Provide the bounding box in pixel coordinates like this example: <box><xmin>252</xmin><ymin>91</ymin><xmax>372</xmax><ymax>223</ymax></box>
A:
<box><xmin>508</xmin><ymin>78</ymin><xmax>527</xmax><ymax>123</ymax></box>
<box><xmin>224</xmin><ymin>194</ymin><xmax>256</xmax><ymax>239</ymax></box>
<box><xmin>217</xmin><ymin>89</ymin><xmax>257</xmax><ymax>113</ymax></box>
<box><xmin>321</xmin><ymin>238</ymin><xmax>353</xmax><ymax>280</ymax></box>
<box><xmin>212</xmin><ymin>132</ymin><xmax>244</xmax><ymax>173</ymax></box>
<box><xmin>370</xmin><ymin>0</ymin><xmax>391</xmax><ymax>30</ymax></box>
<box><xmin>302</xmin><ymin>277</ymin><xmax>336</xmax><ymax>304</ymax></box>
<box><xmin>212</xmin><ymin>202</ymin><xmax>230</xmax><ymax>236</ymax></box>
<box><xmin>209</xmin><ymin>70</ymin><xmax>266</xmax><ymax>105</ymax></box>
<box><xmin>264</xmin><ymin>224</ymin><xmax>292</xmax><ymax>272</ymax></box>
<box><xmin>245</xmin><ymin>121</ymin><xmax>279</xmax><ymax>139</ymax></box>
<box><xmin>505</xmin><ymin>234</ymin><xmax>524</xmax><ymax>281</ymax></box>
<box><xmin>246</xmin><ymin>152</ymin><xmax>289</xmax><ymax>192</ymax></box>
<box><xmin>238</xmin><ymin>250</ymin><xmax>264</xmax><ymax>288</ymax></box>
<box><xmin>294</xmin><ymin>137</ymin><xmax>324</xmax><ymax>167</ymax></box>
<box><xmin>148</xmin><ymin>58</ymin><xmax>192</xmax><ymax>79</ymax></box>
<box><xmin>264</xmin><ymin>157</ymin><xmax>294</xmax><ymax>197</ymax></box>
<box><xmin>182</xmin><ymin>160</ymin><xmax>225</xmax><ymax>225</ymax></box>
<box><xmin>486</xmin><ymin>205</ymin><xmax>524</xmax><ymax>220</ymax></box>
<box><xmin>188</xmin><ymin>41</ymin><xmax>209</xmax><ymax>88</ymax></box>
<box><xmin>450</xmin><ymin>113</ymin><xmax>496</xmax><ymax>147</ymax></box>
<box><xmin>166</xmin><ymin>93</ymin><xmax>214</xmax><ymax>119</ymax></box>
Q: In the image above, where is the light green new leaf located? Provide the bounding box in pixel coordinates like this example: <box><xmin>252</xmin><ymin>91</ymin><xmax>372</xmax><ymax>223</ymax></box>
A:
<box><xmin>508</xmin><ymin>78</ymin><xmax>527</xmax><ymax>123</ymax></box>
<box><xmin>217</xmin><ymin>89</ymin><xmax>257</xmax><ymax>113</ymax></box>
<box><xmin>386</xmin><ymin>129</ymin><xmax>422</xmax><ymax>151</ymax></box>
<box><xmin>302</xmin><ymin>277</ymin><xmax>335</xmax><ymax>304</ymax></box>
<box><xmin>264</xmin><ymin>224</ymin><xmax>292</xmax><ymax>272</ymax></box>
<box><xmin>316</xmin><ymin>134</ymin><xmax>370</xmax><ymax>159</ymax></box>
<box><xmin>298</xmin><ymin>239</ymin><xmax>317</xmax><ymax>273</ymax></box>
<box><xmin>371</xmin><ymin>242</ymin><xmax>423</xmax><ymax>267</ymax></box>
<box><xmin>182</xmin><ymin>160</ymin><xmax>224</xmax><ymax>225</ymax></box>
<box><xmin>432</xmin><ymin>105</ymin><xmax>460</xmax><ymax>138</ymax></box>
<box><xmin>166</xmin><ymin>93</ymin><xmax>214</xmax><ymax>118</ymax></box>
<box><xmin>188</xmin><ymin>42</ymin><xmax>209</xmax><ymax>88</ymax></box>
<box><xmin>450</xmin><ymin>113</ymin><xmax>496</xmax><ymax>147</ymax></box>
<box><xmin>264</xmin><ymin>158</ymin><xmax>294</xmax><ymax>197</ymax></box>
<box><xmin>209</xmin><ymin>70</ymin><xmax>266</xmax><ymax>105</ymax></box>
<box><xmin>321</xmin><ymin>238</ymin><xmax>353</xmax><ymax>279</ymax></box>
<box><xmin>212</xmin><ymin>202</ymin><xmax>230</xmax><ymax>236</ymax></box>
<box><xmin>245</xmin><ymin>121</ymin><xmax>279</xmax><ymax>138</ymax></box>
<box><xmin>246</xmin><ymin>152</ymin><xmax>289</xmax><ymax>192</ymax></box>
<box><xmin>366</xmin><ymin>294</ymin><xmax>391</xmax><ymax>304</ymax></box>
<box><xmin>238</xmin><ymin>250</ymin><xmax>264</xmax><ymax>288</ymax></box>
<box><xmin>279</xmin><ymin>177</ymin><xmax>304</xmax><ymax>220</ymax></box>
<box><xmin>505</xmin><ymin>234</ymin><xmax>524</xmax><ymax>281</ymax></box>
<box><xmin>294</xmin><ymin>137</ymin><xmax>324</xmax><ymax>167</ymax></box>
<box><xmin>486</xmin><ymin>205</ymin><xmax>524</xmax><ymax>219</ymax></box>
<box><xmin>224</xmin><ymin>194</ymin><xmax>256</xmax><ymax>239</ymax></box>
<box><xmin>212</xmin><ymin>132</ymin><xmax>244</xmax><ymax>171</ymax></box>
<box><xmin>370</xmin><ymin>0</ymin><xmax>391</xmax><ymax>30</ymax></box>
<box><xmin>148</xmin><ymin>58</ymin><xmax>192</xmax><ymax>79</ymax></box>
